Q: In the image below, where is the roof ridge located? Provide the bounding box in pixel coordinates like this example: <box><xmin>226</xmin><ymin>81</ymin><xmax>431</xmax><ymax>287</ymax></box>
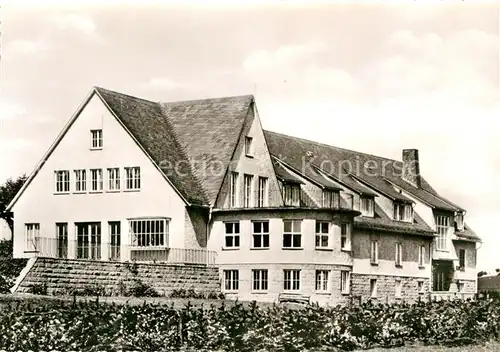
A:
<box><xmin>263</xmin><ymin>129</ymin><xmax>400</xmax><ymax>164</ymax></box>
<box><xmin>93</xmin><ymin>86</ymin><xmax>158</xmax><ymax>105</ymax></box>
<box><xmin>159</xmin><ymin>94</ymin><xmax>254</xmax><ymax>106</ymax></box>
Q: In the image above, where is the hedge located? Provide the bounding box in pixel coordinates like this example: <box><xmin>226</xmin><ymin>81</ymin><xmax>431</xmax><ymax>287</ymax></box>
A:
<box><xmin>0</xmin><ymin>296</ymin><xmax>499</xmax><ymax>351</ymax></box>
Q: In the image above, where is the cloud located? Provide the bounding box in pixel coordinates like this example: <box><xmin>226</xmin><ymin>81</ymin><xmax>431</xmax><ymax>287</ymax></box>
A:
<box><xmin>141</xmin><ymin>77</ymin><xmax>180</xmax><ymax>91</ymax></box>
<box><xmin>49</xmin><ymin>13</ymin><xmax>98</xmax><ymax>38</ymax></box>
<box><xmin>4</xmin><ymin>39</ymin><xmax>49</xmax><ymax>57</ymax></box>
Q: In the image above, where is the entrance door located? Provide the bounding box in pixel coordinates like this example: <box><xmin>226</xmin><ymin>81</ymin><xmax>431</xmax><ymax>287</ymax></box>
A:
<box><xmin>76</xmin><ymin>222</ymin><xmax>101</xmax><ymax>259</ymax></box>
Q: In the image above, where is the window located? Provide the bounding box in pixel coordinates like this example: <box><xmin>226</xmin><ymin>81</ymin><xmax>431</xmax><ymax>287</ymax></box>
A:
<box><xmin>418</xmin><ymin>245</ymin><xmax>426</xmax><ymax>267</ymax></box>
<box><xmin>361</xmin><ymin>197</ymin><xmax>374</xmax><ymax>217</ymax></box>
<box><xmin>436</xmin><ymin>215</ymin><xmax>450</xmax><ymax>251</ymax></box>
<box><xmin>245</xmin><ymin>136</ymin><xmax>253</xmax><ymax>157</ymax></box>
<box><xmin>223</xmin><ymin>270</ymin><xmax>239</xmax><ymax>291</ymax></box>
<box><xmin>90</xmin><ymin>129</ymin><xmax>103</xmax><ymax>149</ymax></box>
<box><xmin>315</xmin><ymin>221</ymin><xmax>329</xmax><ymax>248</ymax></box>
<box><xmin>283</xmin><ymin>220</ymin><xmax>302</xmax><ymax>248</ymax></box>
<box><xmin>394</xmin><ymin>203</ymin><xmax>413</xmax><ymax>222</ymax></box>
<box><xmin>417</xmin><ymin>281</ymin><xmax>425</xmax><ymax>294</ymax></box>
<box><xmin>107</xmin><ymin>168</ymin><xmax>121</xmax><ymax>191</ymax></box>
<box><xmin>129</xmin><ymin>218</ymin><xmax>168</xmax><ymax>247</ymax></box>
<box><xmin>370</xmin><ymin>240</ymin><xmax>379</xmax><ymax>265</ymax></box>
<box><xmin>257</xmin><ymin>177</ymin><xmax>268</xmax><ymax>207</ymax></box>
<box><xmin>458</xmin><ymin>281</ymin><xmax>465</xmax><ymax>292</ymax></box>
<box><xmin>76</xmin><ymin>222</ymin><xmax>101</xmax><ymax>260</ymax></box>
<box><xmin>458</xmin><ymin>249</ymin><xmax>466</xmax><ymax>270</ymax></box>
<box><xmin>243</xmin><ymin>174</ymin><xmax>253</xmax><ymax>208</ymax></box>
<box><xmin>455</xmin><ymin>212</ymin><xmax>464</xmax><ymax>231</ymax></box>
<box><xmin>370</xmin><ymin>279</ymin><xmax>378</xmax><ymax>298</ymax></box>
<box><xmin>340</xmin><ymin>223</ymin><xmax>351</xmax><ymax>250</ymax></box>
<box><xmin>55</xmin><ymin>223</ymin><xmax>68</xmax><ymax>258</ymax></box>
<box><xmin>341</xmin><ymin>271</ymin><xmax>350</xmax><ymax>294</ymax></box>
<box><xmin>283</xmin><ymin>184</ymin><xmax>300</xmax><ymax>206</ymax></box>
<box><xmin>224</xmin><ymin>222</ymin><xmax>240</xmax><ymax>248</ymax></box>
<box><xmin>90</xmin><ymin>169</ymin><xmax>103</xmax><ymax>192</ymax></box>
<box><xmin>55</xmin><ymin>170</ymin><xmax>70</xmax><ymax>193</ymax></box>
<box><xmin>315</xmin><ymin>270</ymin><xmax>329</xmax><ymax>292</ymax></box>
<box><xmin>322</xmin><ymin>190</ymin><xmax>339</xmax><ymax>208</ymax></box>
<box><xmin>229</xmin><ymin>172</ymin><xmax>239</xmax><ymax>208</ymax></box>
<box><xmin>125</xmin><ymin>167</ymin><xmax>141</xmax><ymax>190</ymax></box>
<box><xmin>252</xmin><ymin>221</ymin><xmax>269</xmax><ymax>249</ymax></box>
<box><xmin>25</xmin><ymin>223</ymin><xmax>40</xmax><ymax>252</ymax></box>
<box><xmin>395</xmin><ymin>243</ymin><xmax>403</xmax><ymax>267</ymax></box>
<box><xmin>109</xmin><ymin>221</ymin><xmax>121</xmax><ymax>261</ymax></box>
<box><xmin>395</xmin><ymin>280</ymin><xmax>402</xmax><ymax>298</ymax></box>
<box><xmin>252</xmin><ymin>269</ymin><xmax>268</xmax><ymax>291</ymax></box>
<box><xmin>74</xmin><ymin>169</ymin><xmax>86</xmax><ymax>192</ymax></box>
<box><xmin>283</xmin><ymin>269</ymin><xmax>300</xmax><ymax>291</ymax></box>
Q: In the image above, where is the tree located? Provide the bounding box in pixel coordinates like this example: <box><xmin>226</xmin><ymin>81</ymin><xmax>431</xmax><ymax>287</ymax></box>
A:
<box><xmin>478</xmin><ymin>271</ymin><xmax>488</xmax><ymax>278</ymax></box>
<box><xmin>0</xmin><ymin>175</ymin><xmax>27</xmax><ymax>231</ymax></box>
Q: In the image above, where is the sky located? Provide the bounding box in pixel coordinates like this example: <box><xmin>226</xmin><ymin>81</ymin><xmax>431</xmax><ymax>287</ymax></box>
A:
<box><xmin>0</xmin><ymin>0</ymin><xmax>499</xmax><ymax>271</ymax></box>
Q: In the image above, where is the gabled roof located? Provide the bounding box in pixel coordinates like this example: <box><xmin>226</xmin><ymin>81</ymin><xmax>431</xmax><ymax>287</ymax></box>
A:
<box><xmin>263</xmin><ymin>130</ymin><xmax>462</xmax><ymax>212</ymax></box>
<box><xmin>313</xmin><ymin>165</ymin><xmax>378</xmax><ymax>197</ymax></box>
<box><xmin>355</xmin><ymin>203</ymin><xmax>435</xmax><ymax>236</ymax></box>
<box><xmin>272</xmin><ymin>158</ymin><xmax>304</xmax><ymax>184</ymax></box>
<box><xmin>95</xmin><ymin>87</ymin><xmax>208</xmax><ymax>205</ymax></box>
<box><xmin>454</xmin><ymin>223</ymin><xmax>481</xmax><ymax>242</ymax></box>
<box><xmin>160</xmin><ymin>95</ymin><xmax>254</xmax><ymax>204</ymax></box>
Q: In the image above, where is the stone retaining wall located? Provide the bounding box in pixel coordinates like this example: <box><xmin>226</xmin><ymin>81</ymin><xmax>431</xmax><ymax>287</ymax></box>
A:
<box><xmin>14</xmin><ymin>257</ymin><xmax>220</xmax><ymax>296</ymax></box>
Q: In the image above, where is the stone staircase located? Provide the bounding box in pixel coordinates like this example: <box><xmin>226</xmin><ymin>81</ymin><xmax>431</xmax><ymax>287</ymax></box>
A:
<box><xmin>13</xmin><ymin>257</ymin><xmax>220</xmax><ymax>296</ymax></box>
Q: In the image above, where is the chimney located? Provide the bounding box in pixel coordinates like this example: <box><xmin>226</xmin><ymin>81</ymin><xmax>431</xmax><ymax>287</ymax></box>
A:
<box><xmin>402</xmin><ymin>149</ymin><xmax>421</xmax><ymax>188</ymax></box>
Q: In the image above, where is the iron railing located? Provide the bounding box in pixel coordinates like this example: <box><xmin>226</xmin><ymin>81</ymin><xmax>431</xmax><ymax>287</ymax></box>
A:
<box><xmin>26</xmin><ymin>237</ymin><xmax>216</xmax><ymax>265</ymax></box>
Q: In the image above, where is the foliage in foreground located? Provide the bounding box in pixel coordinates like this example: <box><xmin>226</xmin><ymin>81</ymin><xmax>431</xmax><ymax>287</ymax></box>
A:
<box><xmin>0</xmin><ymin>296</ymin><xmax>499</xmax><ymax>351</ymax></box>
<box><xmin>0</xmin><ymin>240</ymin><xmax>27</xmax><ymax>294</ymax></box>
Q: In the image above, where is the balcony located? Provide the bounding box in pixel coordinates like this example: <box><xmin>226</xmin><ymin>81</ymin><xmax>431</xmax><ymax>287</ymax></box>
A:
<box><xmin>279</xmin><ymin>189</ymin><xmax>355</xmax><ymax>210</ymax></box>
<box><xmin>24</xmin><ymin>237</ymin><xmax>217</xmax><ymax>266</ymax></box>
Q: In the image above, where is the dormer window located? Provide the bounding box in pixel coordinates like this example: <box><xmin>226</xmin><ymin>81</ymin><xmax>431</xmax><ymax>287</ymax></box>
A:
<box><xmin>393</xmin><ymin>202</ymin><xmax>413</xmax><ymax>222</ymax></box>
<box><xmin>245</xmin><ymin>136</ymin><xmax>253</xmax><ymax>157</ymax></box>
<box><xmin>322</xmin><ymin>190</ymin><xmax>339</xmax><ymax>208</ymax></box>
<box><xmin>90</xmin><ymin>129</ymin><xmax>103</xmax><ymax>149</ymax></box>
<box><xmin>455</xmin><ymin>212</ymin><xmax>464</xmax><ymax>231</ymax></box>
<box><xmin>283</xmin><ymin>183</ymin><xmax>300</xmax><ymax>206</ymax></box>
<box><xmin>360</xmin><ymin>197</ymin><xmax>374</xmax><ymax>217</ymax></box>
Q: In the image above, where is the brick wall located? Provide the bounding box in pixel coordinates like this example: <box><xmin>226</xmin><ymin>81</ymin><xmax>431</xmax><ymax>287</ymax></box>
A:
<box><xmin>15</xmin><ymin>257</ymin><xmax>220</xmax><ymax>296</ymax></box>
<box><xmin>351</xmin><ymin>273</ymin><xmax>430</xmax><ymax>304</ymax></box>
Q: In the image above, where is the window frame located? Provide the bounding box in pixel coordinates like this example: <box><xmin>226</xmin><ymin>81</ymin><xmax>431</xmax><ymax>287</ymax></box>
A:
<box><xmin>229</xmin><ymin>172</ymin><xmax>239</xmax><ymax>208</ymax></box>
<box><xmin>245</xmin><ymin>136</ymin><xmax>254</xmax><ymax>157</ymax></box>
<box><xmin>243</xmin><ymin>174</ymin><xmax>254</xmax><ymax>208</ymax></box>
<box><xmin>90</xmin><ymin>168</ymin><xmax>104</xmax><ymax>192</ymax></box>
<box><xmin>283</xmin><ymin>219</ymin><xmax>302</xmax><ymax>249</ymax></box>
<box><xmin>458</xmin><ymin>249</ymin><xmax>466</xmax><ymax>271</ymax></box>
<box><xmin>435</xmin><ymin>215</ymin><xmax>450</xmax><ymax>251</ymax></box>
<box><xmin>74</xmin><ymin>169</ymin><xmax>87</xmax><ymax>193</ymax></box>
<box><xmin>370</xmin><ymin>240</ymin><xmax>379</xmax><ymax>265</ymax></box>
<box><xmin>257</xmin><ymin>176</ymin><xmax>268</xmax><ymax>208</ymax></box>
<box><xmin>322</xmin><ymin>190</ymin><xmax>339</xmax><ymax>208</ymax></box>
<box><xmin>315</xmin><ymin>270</ymin><xmax>330</xmax><ymax>293</ymax></box>
<box><xmin>252</xmin><ymin>269</ymin><xmax>268</xmax><ymax>292</ymax></box>
<box><xmin>283</xmin><ymin>183</ymin><xmax>300</xmax><ymax>206</ymax></box>
<box><xmin>252</xmin><ymin>220</ymin><xmax>270</xmax><ymax>249</ymax></box>
<box><xmin>394</xmin><ymin>202</ymin><xmax>413</xmax><ymax>222</ymax></box>
<box><xmin>283</xmin><ymin>269</ymin><xmax>301</xmax><ymax>292</ymax></box>
<box><xmin>107</xmin><ymin>168</ymin><xmax>121</xmax><ymax>192</ymax></box>
<box><xmin>340</xmin><ymin>222</ymin><xmax>351</xmax><ymax>251</ymax></box>
<box><xmin>340</xmin><ymin>270</ymin><xmax>350</xmax><ymax>295</ymax></box>
<box><xmin>315</xmin><ymin>221</ymin><xmax>330</xmax><ymax>249</ymax></box>
<box><xmin>224</xmin><ymin>221</ymin><xmax>240</xmax><ymax>249</ymax></box>
<box><xmin>370</xmin><ymin>278</ymin><xmax>378</xmax><ymax>298</ymax></box>
<box><xmin>223</xmin><ymin>270</ymin><xmax>239</xmax><ymax>292</ymax></box>
<box><xmin>25</xmin><ymin>223</ymin><xmax>40</xmax><ymax>252</ymax></box>
<box><xmin>129</xmin><ymin>218</ymin><xmax>169</xmax><ymax>248</ymax></box>
<box><xmin>395</xmin><ymin>279</ymin><xmax>402</xmax><ymax>298</ymax></box>
<box><xmin>54</xmin><ymin>170</ymin><xmax>70</xmax><ymax>194</ymax></box>
<box><xmin>360</xmin><ymin>197</ymin><xmax>375</xmax><ymax>217</ymax></box>
<box><xmin>125</xmin><ymin>166</ymin><xmax>141</xmax><ymax>191</ymax></box>
<box><xmin>108</xmin><ymin>221</ymin><xmax>121</xmax><ymax>261</ymax></box>
<box><xmin>418</xmin><ymin>245</ymin><xmax>426</xmax><ymax>268</ymax></box>
<box><xmin>90</xmin><ymin>129</ymin><xmax>103</xmax><ymax>150</ymax></box>
<box><xmin>395</xmin><ymin>242</ymin><xmax>403</xmax><ymax>267</ymax></box>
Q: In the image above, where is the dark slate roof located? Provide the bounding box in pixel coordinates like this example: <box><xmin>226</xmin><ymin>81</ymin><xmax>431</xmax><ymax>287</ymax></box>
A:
<box><xmin>478</xmin><ymin>275</ymin><xmax>500</xmax><ymax>292</ymax></box>
<box><xmin>454</xmin><ymin>223</ymin><xmax>481</xmax><ymax>242</ymax></box>
<box><xmin>95</xmin><ymin>87</ymin><xmax>206</xmax><ymax>205</ymax></box>
<box><xmin>272</xmin><ymin>158</ymin><xmax>304</xmax><ymax>184</ymax></box>
<box><xmin>161</xmin><ymin>95</ymin><xmax>254</xmax><ymax>204</ymax></box>
<box><xmin>354</xmin><ymin>203</ymin><xmax>435</xmax><ymax>236</ymax></box>
<box><xmin>313</xmin><ymin>165</ymin><xmax>378</xmax><ymax>197</ymax></box>
<box><xmin>264</xmin><ymin>130</ymin><xmax>462</xmax><ymax>212</ymax></box>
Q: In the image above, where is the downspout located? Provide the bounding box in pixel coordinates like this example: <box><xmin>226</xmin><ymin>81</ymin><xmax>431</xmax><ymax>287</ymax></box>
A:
<box><xmin>206</xmin><ymin>206</ymin><xmax>213</xmax><ymax>266</ymax></box>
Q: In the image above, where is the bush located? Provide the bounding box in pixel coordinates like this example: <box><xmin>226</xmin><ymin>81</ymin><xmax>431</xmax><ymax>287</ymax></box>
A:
<box><xmin>1</xmin><ymin>295</ymin><xmax>500</xmax><ymax>351</ymax></box>
<box><xmin>0</xmin><ymin>240</ymin><xmax>27</xmax><ymax>293</ymax></box>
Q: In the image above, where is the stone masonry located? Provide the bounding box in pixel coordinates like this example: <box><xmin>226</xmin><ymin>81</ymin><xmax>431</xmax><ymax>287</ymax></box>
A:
<box><xmin>351</xmin><ymin>273</ymin><xmax>430</xmax><ymax>304</ymax></box>
<box><xmin>15</xmin><ymin>257</ymin><xmax>220</xmax><ymax>296</ymax></box>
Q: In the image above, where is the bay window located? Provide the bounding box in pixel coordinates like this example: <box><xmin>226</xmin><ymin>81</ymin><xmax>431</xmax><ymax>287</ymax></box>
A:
<box><xmin>129</xmin><ymin>218</ymin><xmax>169</xmax><ymax>247</ymax></box>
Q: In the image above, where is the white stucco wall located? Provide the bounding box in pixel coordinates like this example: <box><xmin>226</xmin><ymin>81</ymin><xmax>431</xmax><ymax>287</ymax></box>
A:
<box><xmin>11</xmin><ymin>93</ymin><xmax>187</xmax><ymax>258</ymax></box>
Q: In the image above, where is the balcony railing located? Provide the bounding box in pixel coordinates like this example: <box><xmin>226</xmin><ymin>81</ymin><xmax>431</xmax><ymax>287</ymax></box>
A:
<box><xmin>274</xmin><ymin>189</ymin><xmax>355</xmax><ymax>210</ymax></box>
<box><xmin>25</xmin><ymin>237</ymin><xmax>216</xmax><ymax>266</ymax></box>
